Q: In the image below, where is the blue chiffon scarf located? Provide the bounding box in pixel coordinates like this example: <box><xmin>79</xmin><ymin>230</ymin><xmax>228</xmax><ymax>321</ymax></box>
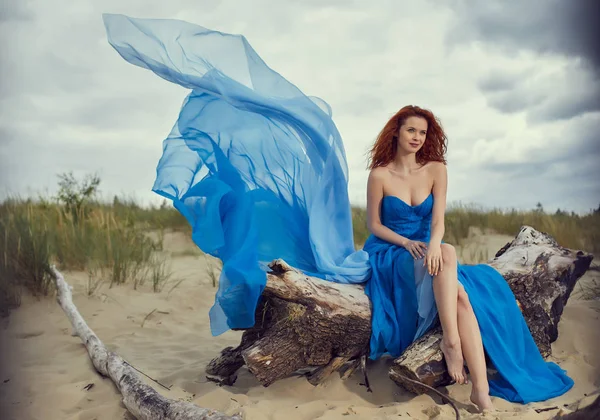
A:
<box><xmin>102</xmin><ymin>13</ymin><xmax>371</xmax><ymax>336</ymax></box>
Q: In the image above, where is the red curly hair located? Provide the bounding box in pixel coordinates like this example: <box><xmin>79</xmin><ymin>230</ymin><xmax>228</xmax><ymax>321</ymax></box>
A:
<box><xmin>367</xmin><ymin>105</ymin><xmax>447</xmax><ymax>169</ymax></box>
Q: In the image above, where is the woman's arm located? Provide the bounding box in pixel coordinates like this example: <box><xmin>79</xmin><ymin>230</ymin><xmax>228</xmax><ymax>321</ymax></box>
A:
<box><xmin>366</xmin><ymin>168</ymin><xmax>412</xmax><ymax>248</ymax></box>
<box><xmin>429</xmin><ymin>162</ymin><xmax>448</xmax><ymax>246</ymax></box>
<box><xmin>424</xmin><ymin>162</ymin><xmax>448</xmax><ymax>275</ymax></box>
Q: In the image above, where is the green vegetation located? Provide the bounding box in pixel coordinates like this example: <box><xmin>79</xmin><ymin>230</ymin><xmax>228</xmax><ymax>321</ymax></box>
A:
<box><xmin>0</xmin><ymin>173</ymin><xmax>190</xmax><ymax>316</ymax></box>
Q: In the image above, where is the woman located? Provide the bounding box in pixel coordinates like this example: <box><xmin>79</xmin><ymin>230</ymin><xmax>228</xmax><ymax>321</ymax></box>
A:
<box><xmin>362</xmin><ymin>105</ymin><xmax>574</xmax><ymax>410</ymax></box>
<box><xmin>102</xmin><ymin>13</ymin><xmax>573</xmax><ymax>412</ymax></box>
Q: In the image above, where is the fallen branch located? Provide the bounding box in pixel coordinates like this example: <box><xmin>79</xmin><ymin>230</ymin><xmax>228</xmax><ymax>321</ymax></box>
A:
<box><xmin>535</xmin><ymin>406</ymin><xmax>558</xmax><ymax>413</ymax></box>
<box><xmin>141</xmin><ymin>308</ymin><xmax>157</xmax><ymax>328</ymax></box>
<box><xmin>393</xmin><ymin>372</ymin><xmax>460</xmax><ymax>420</ymax></box>
<box><xmin>51</xmin><ymin>266</ymin><xmax>239</xmax><ymax>420</ymax></box>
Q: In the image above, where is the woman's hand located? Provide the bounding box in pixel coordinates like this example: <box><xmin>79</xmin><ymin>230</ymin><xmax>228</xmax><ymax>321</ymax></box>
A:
<box><xmin>403</xmin><ymin>240</ymin><xmax>428</xmax><ymax>260</ymax></box>
<box><xmin>425</xmin><ymin>242</ymin><xmax>443</xmax><ymax>276</ymax></box>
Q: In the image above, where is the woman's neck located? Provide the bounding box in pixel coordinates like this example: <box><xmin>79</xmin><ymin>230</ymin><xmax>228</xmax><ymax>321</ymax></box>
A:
<box><xmin>390</xmin><ymin>152</ymin><xmax>419</xmax><ymax>174</ymax></box>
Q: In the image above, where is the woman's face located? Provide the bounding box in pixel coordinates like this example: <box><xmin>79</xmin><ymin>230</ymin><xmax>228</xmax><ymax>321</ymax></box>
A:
<box><xmin>397</xmin><ymin>116</ymin><xmax>428</xmax><ymax>154</ymax></box>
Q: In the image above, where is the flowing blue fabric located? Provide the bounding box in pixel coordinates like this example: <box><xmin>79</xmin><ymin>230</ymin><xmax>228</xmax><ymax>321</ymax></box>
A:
<box><xmin>363</xmin><ymin>194</ymin><xmax>573</xmax><ymax>403</ymax></box>
<box><xmin>103</xmin><ymin>13</ymin><xmax>573</xmax><ymax>403</ymax></box>
<box><xmin>102</xmin><ymin>13</ymin><xmax>371</xmax><ymax>336</ymax></box>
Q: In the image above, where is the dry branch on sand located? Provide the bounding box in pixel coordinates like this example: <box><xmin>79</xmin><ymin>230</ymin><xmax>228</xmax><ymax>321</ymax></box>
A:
<box><xmin>51</xmin><ymin>267</ymin><xmax>239</xmax><ymax>420</ymax></box>
<box><xmin>207</xmin><ymin>226</ymin><xmax>594</xmax><ymax>395</ymax></box>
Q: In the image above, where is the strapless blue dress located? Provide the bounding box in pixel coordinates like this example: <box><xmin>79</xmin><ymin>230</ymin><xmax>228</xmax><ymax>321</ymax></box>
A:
<box><xmin>102</xmin><ymin>13</ymin><xmax>573</xmax><ymax>404</ymax></box>
<box><xmin>364</xmin><ymin>193</ymin><xmax>573</xmax><ymax>403</ymax></box>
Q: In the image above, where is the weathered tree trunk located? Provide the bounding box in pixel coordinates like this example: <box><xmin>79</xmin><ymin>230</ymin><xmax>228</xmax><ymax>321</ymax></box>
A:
<box><xmin>207</xmin><ymin>226</ymin><xmax>593</xmax><ymax>394</ymax></box>
<box><xmin>52</xmin><ymin>267</ymin><xmax>239</xmax><ymax>420</ymax></box>
<box><xmin>207</xmin><ymin>260</ymin><xmax>371</xmax><ymax>387</ymax></box>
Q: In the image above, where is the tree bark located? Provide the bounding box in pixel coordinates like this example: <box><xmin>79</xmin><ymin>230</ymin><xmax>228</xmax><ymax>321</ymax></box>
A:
<box><xmin>207</xmin><ymin>226</ymin><xmax>593</xmax><ymax>394</ymax></box>
<box><xmin>52</xmin><ymin>267</ymin><xmax>240</xmax><ymax>420</ymax></box>
<box><xmin>206</xmin><ymin>259</ymin><xmax>371</xmax><ymax>387</ymax></box>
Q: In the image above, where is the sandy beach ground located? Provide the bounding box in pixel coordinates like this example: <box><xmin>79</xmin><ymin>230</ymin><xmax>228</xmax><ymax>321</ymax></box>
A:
<box><xmin>1</xmin><ymin>230</ymin><xmax>598</xmax><ymax>420</ymax></box>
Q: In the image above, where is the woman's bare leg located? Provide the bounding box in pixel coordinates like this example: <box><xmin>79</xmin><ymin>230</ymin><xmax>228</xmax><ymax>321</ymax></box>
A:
<box><xmin>456</xmin><ymin>286</ymin><xmax>494</xmax><ymax>411</ymax></box>
<box><xmin>433</xmin><ymin>244</ymin><xmax>466</xmax><ymax>384</ymax></box>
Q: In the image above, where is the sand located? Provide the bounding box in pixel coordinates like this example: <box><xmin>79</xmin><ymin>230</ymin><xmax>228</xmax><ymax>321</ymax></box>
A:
<box><xmin>1</xmin><ymin>230</ymin><xmax>599</xmax><ymax>420</ymax></box>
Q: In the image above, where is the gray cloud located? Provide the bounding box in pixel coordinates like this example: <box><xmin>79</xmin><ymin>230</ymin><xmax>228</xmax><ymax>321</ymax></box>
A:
<box><xmin>479</xmin><ymin>114</ymin><xmax>600</xmax><ymax>199</ymax></box>
<box><xmin>478</xmin><ymin>71</ymin><xmax>524</xmax><ymax>93</ymax></box>
<box><xmin>0</xmin><ymin>0</ymin><xmax>34</xmax><ymax>22</ymax></box>
<box><xmin>486</xmin><ymin>90</ymin><xmax>547</xmax><ymax>115</ymax></box>
<box><xmin>446</xmin><ymin>0</ymin><xmax>600</xmax><ymax>72</ymax></box>
<box><xmin>446</xmin><ymin>0</ymin><xmax>600</xmax><ymax>122</ymax></box>
<box><xmin>528</xmin><ymin>87</ymin><xmax>600</xmax><ymax>123</ymax></box>
<box><xmin>476</xmin><ymin>64</ymin><xmax>600</xmax><ymax>123</ymax></box>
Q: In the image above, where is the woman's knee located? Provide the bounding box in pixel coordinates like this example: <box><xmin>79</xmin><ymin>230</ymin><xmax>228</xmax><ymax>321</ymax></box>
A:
<box><xmin>432</xmin><ymin>244</ymin><xmax>457</xmax><ymax>281</ymax></box>
<box><xmin>457</xmin><ymin>286</ymin><xmax>471</xmax><ymax>310</ymax></box>
<box><xmin>441</xmin><ymin>243</ymin><xmax>457</xmax><ymax>264</ymax></box>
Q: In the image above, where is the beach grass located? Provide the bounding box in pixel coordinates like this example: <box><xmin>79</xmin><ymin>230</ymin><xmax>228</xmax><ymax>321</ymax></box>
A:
<box><xmin>0</xmin><ymin>198</ymin><xmax>173</xmax><ymax>299</ymax></box>
<box><xmin>0</xmin><ymin>173</ymin><xmax>183</xmax><ymax>314</ymax></box>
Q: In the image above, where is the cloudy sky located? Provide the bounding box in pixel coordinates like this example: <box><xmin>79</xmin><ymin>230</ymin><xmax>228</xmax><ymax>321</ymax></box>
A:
<box><xmin>1</xmin><ymin>0</ymin><xmax>599</xmax><ymax>214</ymax></box>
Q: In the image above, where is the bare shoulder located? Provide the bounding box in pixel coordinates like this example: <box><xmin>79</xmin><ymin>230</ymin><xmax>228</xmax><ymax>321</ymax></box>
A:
<box><xmin>426</xmin><ymin>161</ymin><xmax>446</xmax><ymax>172</ymax></box>
<box><xmin>369</xmin><ymin>166</ymin><xmax>389</xmax><ymax>181</ymax></box>
<box><xmin>426</xmin><ymin>161</ymin><xmax>447</xmax><ymax>177</ymax></box>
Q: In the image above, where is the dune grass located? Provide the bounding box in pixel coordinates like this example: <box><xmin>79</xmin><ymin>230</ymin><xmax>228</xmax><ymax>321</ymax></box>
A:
<box><xmin>0</xmin><ymin>173</ymin><xmax>185</xmax><ymax>315</ymax></box>
<box><xmin>0</xmin><ymin>198</ymin><xmax>172</xmax><ymax>302</ymax></box>
<box><xmin>444</xmin><ymin>203</ymin><xmax>600</xmax><ymax>255</ymax></box>
<box><xmin>0</xmin><ymin>199</ymin><xmax>55</xmax><ymax>316</ymax></box>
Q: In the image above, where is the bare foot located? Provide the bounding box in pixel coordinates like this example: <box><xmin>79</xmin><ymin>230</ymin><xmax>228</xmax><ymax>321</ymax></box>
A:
<box><xmin>440</xmin><ymin>338</ymin><xmax>465</xmax><ymax>384</ymax></box>
<box><xmin>470</xmin><ymin>389</ymin><xmax>494</xmax><ymax>412</ymax></box>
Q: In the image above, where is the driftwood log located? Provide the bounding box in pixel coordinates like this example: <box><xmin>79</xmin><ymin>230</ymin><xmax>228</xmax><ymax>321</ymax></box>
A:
<box><xmin>51</xmin><ymin>267</ymin><xmax>239</xmax><ymax>420</ymax></box>
<box><xmin>206</xmin><ymin>259</ymin><xmax>371</xmax><ymax>387</ymax></box>
<box><xmin>207</xmin><ymin>226</ymin><xmax>594</xmax><ymax>395</ymax></box>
